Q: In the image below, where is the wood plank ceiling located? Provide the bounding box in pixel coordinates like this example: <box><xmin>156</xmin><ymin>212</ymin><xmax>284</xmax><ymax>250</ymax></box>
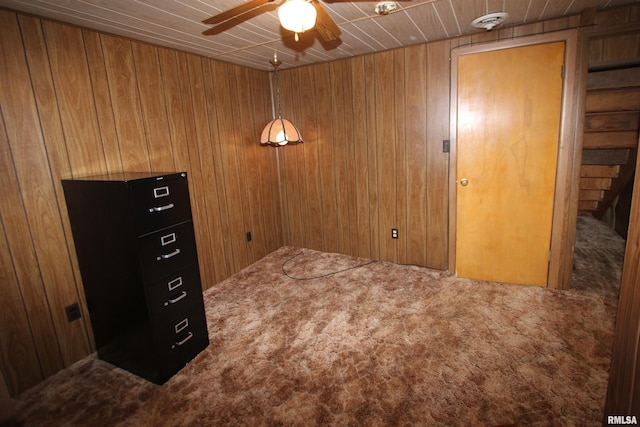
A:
<box><xmin>0</xmin><ymin>0</ymin><xmax>636</xmax><ymax>70</ymax></box>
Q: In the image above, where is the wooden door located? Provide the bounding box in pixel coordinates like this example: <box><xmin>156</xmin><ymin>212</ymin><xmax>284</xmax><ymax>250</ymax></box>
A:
<box><xmin>455</xmin><ymin>42</ymin><xmax>565</xmax><ymax>287</ymax></box>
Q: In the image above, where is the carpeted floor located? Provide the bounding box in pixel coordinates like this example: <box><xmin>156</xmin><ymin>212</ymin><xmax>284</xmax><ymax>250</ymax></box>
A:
<box><xmin>7</xmin><ymin>215</ymin><xmax>625</xmax><ymax>426</ymax></box>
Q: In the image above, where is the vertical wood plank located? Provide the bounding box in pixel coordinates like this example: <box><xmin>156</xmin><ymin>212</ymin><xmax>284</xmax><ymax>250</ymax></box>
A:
<box><xmin>201</xmin><ymin>58</ymin><xmax>233</xmax><ymax>284</ymax></box>
<box><xmin>330</xmin><ymin>61</ymin><xmax>351</xmax><ymax>256</ymax></box>
<box><xmin>235</xmin><ymin>65</ymin><xmax>267</xmax><ymax>262</ymax></box>
<box><xmin>351</xmin><ymin>56</ymin><xmax>372</xmax><ymax>259</ymax></box>
<box><xmin>589</xmin><ymin>37</ymin><xmax>604</xmax><ymax>65</ymax></box>
<box><xmin>394</xmin><ymin>49</ymin><xmax>407</xmax><ymax>265</ymax></box>
<box><xmin>315</xmin><ymin>63</ymin><xmax>339</xmax><ymax>254</ymax></box>
<box><xmin>280</xmin><ymin>69</ymin><xmax>306</xmax><ymax>249</ymax></box>
<box><xmin>131</xmin><ymin>42</ymin><xmax>175</xmax><ymax>172</ymax></box>
<box><xmin>157</xmin><ymin>49</ymin><xmax>191</xmax><ymax>182</ymax></box>
<box><xmin>274</xmin><ymin>73</ymin><xmax>292</xmax><ymax>246</ymax></box>
<box><xmin>184</xmin><ymin>53</ymin><xmax>219</xmax><ymax>289</ymax></box>
<box><xmin>226</xmin><ymin>64</ymin><xmax>253</xmax><ymax>267</ymax></box>
<box><xmin>341</xmin><ymin>60</ymin><xmax>359</xmax><ymax>257</ymax></box>
<box><xmin>365</xmin><ymin>55</ymin><xmax>380</xmax><ymax>259</ymax></box>
<box><xmin>426</xmin><ymin>40</ymin><xmax>450</xmax><ymax>269</ymax></box>
<box><xmin>299</xmin><ymin>66</ymin><xmax>324</xmax><ymax>251</ymax></box>
<box><xmin>375</xmin><ymin>50</ymin><xmax>397</xmax><ymax>263</ymax></box>
<box><xmin>603</xmin><ymin>33</ymin><xmax>640</xmax><ymax>63</ymax></box>
<box><xmin>513</xmin><ymin>23</ymin><xmax>544</xmax><ymax>38</ymax></box>
<box><xmin>210</xmin><ymin>60</ymin><xmax>248</xmax><ymax>274</ymax></box>
<box><xmin>82</xmin><ymin>30</ymin><xmax>123</xmax><ymax>174</ymax></box>
<box><xmin>101</xmin><ymin>34</ymin><xmax>151</xmax><ymax>171</ymax></box>
<box><xmin>290</xmin><ymin>68</ymin><xmax>308</xmax><ymax>250</ymax></box>
<box><xmin>405</xmin><ymin>44</ymin><xmax>429</xmax><ymax>266</ymax></box>
<box><xmin>207</xmin><ymin>61</ymin><xmax>234</xmax><ymax>275</ymax></box>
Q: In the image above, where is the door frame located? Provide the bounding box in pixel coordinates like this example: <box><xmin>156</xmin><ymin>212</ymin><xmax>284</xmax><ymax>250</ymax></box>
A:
<box><xmin>448</xmin><ymin>30</ymin><xmax>582</xmax><ymax>289</ymax></box>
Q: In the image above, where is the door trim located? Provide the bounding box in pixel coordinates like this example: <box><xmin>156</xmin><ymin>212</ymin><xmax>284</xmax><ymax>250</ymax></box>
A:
<box><xmin>448</xmin><ymin>30</ymin><xmax>581</xmax><ymax>289</ymax></box>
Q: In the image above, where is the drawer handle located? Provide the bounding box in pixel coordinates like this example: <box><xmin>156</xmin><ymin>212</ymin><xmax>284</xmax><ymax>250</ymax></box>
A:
<box><xmin>164</xmin><ymin>291</ymin><xmax>187</xmax><ymax>306</ymax></box>
<box><xmin>148</xmin><ymin>203</ymin><xmax>174</xmax><ymax>213</ymax></box>
<box><xmin>156</xmin><ymin>248</ymin><xmax>180</xmax><ymax>261</ymax></box>
<box><xmin>171</xmin><ymin>332</ymin><xmax>193</xmax><ymax>349</ymax></box>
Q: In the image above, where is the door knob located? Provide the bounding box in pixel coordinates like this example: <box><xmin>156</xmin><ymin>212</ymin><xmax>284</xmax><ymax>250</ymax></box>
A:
<box><xmin>460</xmin><ymin>178</ymin><xmax>469</xmax><ymax>186</ymax></box>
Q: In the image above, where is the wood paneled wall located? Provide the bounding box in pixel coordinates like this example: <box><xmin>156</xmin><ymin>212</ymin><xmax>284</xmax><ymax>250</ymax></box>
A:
<box><xmin>0</xmin><ymin>9</ymin><xmax>280</xmax><ymax>397</ymax></box>
<box><xmin>276</xmin><ymin>44</ymin><xmax>450</xmax><ymax>268</ymax></box>
<box><xmin>589</xmin><ymin>6</ymin><xmax>640</xmax><ymax>68</ymax></box>
<box><xmin>1</xmin><ymin>4</ymin><xmax>636</xmax><ymax>400</ymax></box>
<box><xmin>593</xmin><ymin>3</ymin><xmax>640</xmax><ymax>417</ymax></box>
<box><xmin>605</xmin><ymin>147</ymin><xmax>640</xmax><ymax>419</ymax></box>
<box><xmin>274</xmin><ymin>14</ymin><xmax>589</xmax><ymax>269</ymax></box>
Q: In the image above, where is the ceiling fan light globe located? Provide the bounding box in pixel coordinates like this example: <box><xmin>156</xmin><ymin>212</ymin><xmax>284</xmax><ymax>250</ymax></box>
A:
<box><xmin>278</xmin><ymin>0</ymin><xmax>317</xmax><ymax>34</ymax></box>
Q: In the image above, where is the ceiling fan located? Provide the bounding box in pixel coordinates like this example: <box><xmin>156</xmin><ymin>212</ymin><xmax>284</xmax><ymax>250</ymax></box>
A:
<box><xmin>202</xmin><ymin>0</ymin><xmax>346</xmax><ymax>42</ymax></box>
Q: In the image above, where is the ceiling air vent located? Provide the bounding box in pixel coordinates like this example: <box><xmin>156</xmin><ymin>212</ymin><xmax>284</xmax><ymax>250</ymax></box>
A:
<box><xmin>471</xmin><ymin>12</ymin><xmax>508</xmax><ymax>31</ymax></box>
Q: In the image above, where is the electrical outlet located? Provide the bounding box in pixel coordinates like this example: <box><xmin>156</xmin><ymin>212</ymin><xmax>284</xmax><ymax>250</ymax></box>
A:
<box><xmin>246</xmin><ymin>231</ymin><xmax>252</xmax><ymax>242</ymax></box>
<box><xmin>65</xmin><ymin>302</ymin><xmax>81</xmax><ymax>322</ymax></box>
<box><xmin>391</xmin><ymin>228</ymin><xmax>399</xmax><ymax>239</ymax></box>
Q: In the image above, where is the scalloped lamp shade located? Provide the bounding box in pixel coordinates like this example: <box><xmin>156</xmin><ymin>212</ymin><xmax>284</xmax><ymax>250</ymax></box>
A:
<box><xmin>260</xmin><ymin>117</ymin><xmax>303</xmax><ymax>147</ymax></box>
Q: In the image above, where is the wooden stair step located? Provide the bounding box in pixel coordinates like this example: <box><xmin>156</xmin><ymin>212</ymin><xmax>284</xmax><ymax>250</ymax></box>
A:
<box><xmin>582</xmin><ymin>148</ymin><xmax>630</xmax><ymax>165</ymax></box>
<box><xmin>587</xmin><ymin>67</ymin><xmax>640</xmax><ymax>91</ymax></box>
<box><xmin>579</xmin><ymin>189</ymin><xmax>605</xmax><ymax>201</ymax></box>
<box><xmin>580</xmin><ymin>177</ymin><xmax>613</xmax><ymax>190</ymax></box>
<box><xmin>582</xmin><ymin>130</ymin><xmax>639</xmax><ymax>149</ymax></box>
<box><xmin>578</xmin><ymin>200</ymin><xmax>599</xmax><ymax>211</ymax></box>
<box><xmin>584</xmin><ymin>111</ymin><xmax>640</xmax><ymax>132</ymax></box>
<box><xmin>580</xmin><ymin>164</ymin><xmax>620</xmax><ymax>177</ymax></box>
<box><xmin>585</xmin><ymin>88</ymin><xmax>640</xmax><ymax>112</ymax></box>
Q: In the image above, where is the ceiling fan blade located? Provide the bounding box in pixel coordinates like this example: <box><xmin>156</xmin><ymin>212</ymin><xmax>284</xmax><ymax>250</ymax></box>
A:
<box><xmin>203</xmin><ymin>2</ymin><xmax>279</xmax><ymax>35</ymax></box>
<box><xmin>202</xmin><ymin>0</ymin><xmax>275</xmax><ymax>25</ymax></box>
<box><xmin>312</xmin><ymin>1</ymin><xmax>342</xmax><ymax>41</ymax></box>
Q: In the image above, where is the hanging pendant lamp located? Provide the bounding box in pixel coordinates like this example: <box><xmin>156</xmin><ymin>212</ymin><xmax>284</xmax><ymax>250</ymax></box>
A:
<box><xmin>260</xmin><ymin>56</ymin><xmax>303</xmax><ymax>147</ymax></box>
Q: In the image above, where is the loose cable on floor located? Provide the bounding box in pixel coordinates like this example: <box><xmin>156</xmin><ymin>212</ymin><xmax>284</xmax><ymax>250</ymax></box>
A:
<box><xmin>281</xmin><ymin>249</ymin><xmax>377</xmax><ymax>281</ymax></box>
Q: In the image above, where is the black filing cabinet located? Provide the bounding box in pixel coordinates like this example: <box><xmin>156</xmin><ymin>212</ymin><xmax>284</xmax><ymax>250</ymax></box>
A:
<box><xmin>62</xmin><ymin>172</ymin><xmax>209</xmax><ymax>384</ymax></box>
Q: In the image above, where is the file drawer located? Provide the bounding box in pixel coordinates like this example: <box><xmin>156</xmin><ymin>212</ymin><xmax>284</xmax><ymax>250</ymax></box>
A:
<box><xmin>137</xmin><ymin>221</ymin><xmax>198</xmax><ymax>284</ymax></box>
<box><xmin>153</xmin><ymin>307</ymin><xmax>209</xmax><ymax>371</ymax></box>
<box><xmin>145</xmin><ymin>265</ymin><xmax>203</xmax><ymax>326</ymax></box>
<box><xmin>130</xmin><ymin>173</ymin><xmax>192</xmax><ymax>235</ymax></box>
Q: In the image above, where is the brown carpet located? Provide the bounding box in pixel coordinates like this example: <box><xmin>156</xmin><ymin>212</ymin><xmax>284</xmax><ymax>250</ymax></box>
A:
<box><xmin>8</xmin><ymin>215</ymin><xmax>624</xmax><ymax>426</ymax></box>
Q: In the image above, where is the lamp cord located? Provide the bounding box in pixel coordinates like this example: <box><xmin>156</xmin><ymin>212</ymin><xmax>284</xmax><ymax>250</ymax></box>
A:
<box><xmin>281</xmin><ymin>250</ymin><xmax>377</xmax><ymax>281</ymax></box>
